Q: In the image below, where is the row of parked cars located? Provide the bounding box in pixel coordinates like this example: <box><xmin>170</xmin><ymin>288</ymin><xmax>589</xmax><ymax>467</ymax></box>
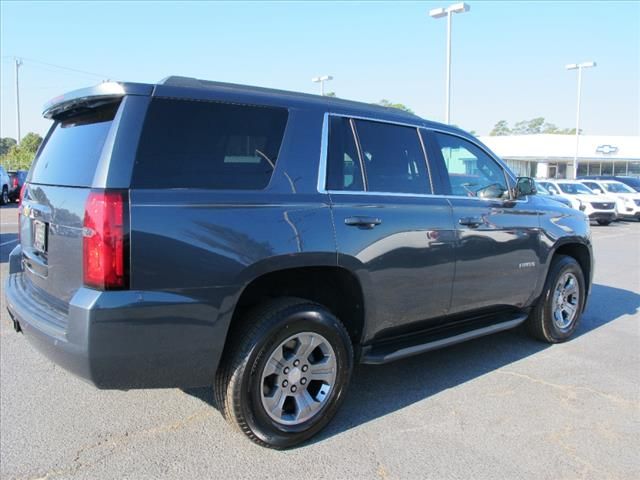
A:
<box><xmin>0</xmin><ymin>165</ymin><xmax>28</xmax><ymax>205</ymax></box>
<box><xmin>535</xmin><ymin>176</ymin><xmax>640</xmax><ymax>225</ymax></box>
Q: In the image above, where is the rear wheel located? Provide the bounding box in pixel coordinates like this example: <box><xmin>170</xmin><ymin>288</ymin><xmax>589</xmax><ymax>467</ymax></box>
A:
<box><xmin>0</xmin><ymin>186</ymin><xmax>8</xmax><ymax>205</ymax></box>
<box><xmin>596</xmin><ymin>219</ymin><xmax>611</xmax><ymax>226</ymax></box>
<box><xmin>215</xmin><ymin>297</ymin><xmax>353</xmax><ymax>449</ymax></box>
<box><xmin>527</xmin><ymin>255</ymin><xmax>585</xmax><ymax>343</ymax></box>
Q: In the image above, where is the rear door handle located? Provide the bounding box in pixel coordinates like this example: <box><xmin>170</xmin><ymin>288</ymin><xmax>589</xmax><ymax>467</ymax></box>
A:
<box><xmin>345</xmin><ymin>216</ymin><xmax>382</xmax><ymax>229</ymax></box>
<box><xmin>458</xmin><ymin>216</ymin><xmax>483</xmax><ymax>228</ymax></box>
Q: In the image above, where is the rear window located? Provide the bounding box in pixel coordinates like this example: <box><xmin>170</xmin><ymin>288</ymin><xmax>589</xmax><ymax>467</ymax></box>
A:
<box><xmin>29</xmin><ymin>102</ymin><xmax>119</xmax><ymax>187</ymax></box>
<box><xmin>132</xmin><ymin>98</ymin><xmax>288</xmax><ymax>190</ymax></box>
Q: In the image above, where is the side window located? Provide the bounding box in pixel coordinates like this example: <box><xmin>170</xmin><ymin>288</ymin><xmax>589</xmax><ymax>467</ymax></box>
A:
<box><xmin>133</xmin><ymin>98</ymin><xmax>288</xmax><ymax>190</ymax></box>
<box><xmin>432</xmin><ymin>132</ymin><xmax>508</xmax><ymax>199</ymax></box>
<box><xmin>326</xmin><ymin>117</ymin><xmax>364</xmax><ymax>191</ymax></box>
<box><xmin>354</xmin><ymin>119</ymin><xmax>431</xmax><ymax>194</ymax></box>
<box><xmin>583</xmin><ymin>181</ymin><xmax>600</xmax><ymax>192</ymax></box>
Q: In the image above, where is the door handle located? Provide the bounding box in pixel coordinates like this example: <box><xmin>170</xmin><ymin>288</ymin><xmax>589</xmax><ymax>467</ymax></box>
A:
<box><xmin>345</xmin><ymin>216</ymin><xmax>382</xmax><ymax>229</ymax></box>
<box><xmin>458</xmin><ymin>216</ymin><xmax>483</xmax><ymax>228</ymax></box>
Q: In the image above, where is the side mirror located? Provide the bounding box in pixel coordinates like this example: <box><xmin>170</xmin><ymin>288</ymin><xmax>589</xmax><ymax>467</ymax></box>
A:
<box><xmin>515</xmin><ymin>177</ymin><xmax>537</xmax><ymax>198</ymax></box>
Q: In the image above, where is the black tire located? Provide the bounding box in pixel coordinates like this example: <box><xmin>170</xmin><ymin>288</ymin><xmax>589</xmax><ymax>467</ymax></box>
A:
<box><xmin>527</xmin><ymin>255</ymin><xmax>585</xmax><ymax>343</ymax></box>
<box><xmin>0</xmin><ymin>186</ymin><xmax>8</xmax><ymax>205</ymax></box>
<box><xmin>214</xmin><ymin>297</ymin><xmax>353</xmax><ymax>449</ymax></box>
<box><xmin>596</xmin><ymin>219</ymin><xmax>611</xmax><ymax>226</ymax></box>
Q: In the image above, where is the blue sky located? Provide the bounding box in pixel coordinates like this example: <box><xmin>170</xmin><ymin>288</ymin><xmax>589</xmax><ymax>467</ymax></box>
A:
<box><xmin>1</xmin><ymin>1</ymin><xmax>638</xmax><ymax>138</ymax></box>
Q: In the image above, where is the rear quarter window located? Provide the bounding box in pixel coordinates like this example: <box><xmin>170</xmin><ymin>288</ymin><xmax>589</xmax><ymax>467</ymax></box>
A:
<box><xmin>132</xmin><ymin>98</ymin><xmax>288</xmax><ymax>190</ymax></box>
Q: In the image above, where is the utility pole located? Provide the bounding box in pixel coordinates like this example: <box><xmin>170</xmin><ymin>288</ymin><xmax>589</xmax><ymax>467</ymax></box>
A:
<box><xmin>15</xmin><ymin>57</ymin><xmax>23</xmax><ymax>143</ymax></box>
<box><xmin>429</xmin><ymin>3</ymin><xmax>470</xmax><ymax>124</ymax></box>
<box><xmin>566</xmin><ymin>61</ymin><xmax>596</xmax><ymax>179</ymax></box>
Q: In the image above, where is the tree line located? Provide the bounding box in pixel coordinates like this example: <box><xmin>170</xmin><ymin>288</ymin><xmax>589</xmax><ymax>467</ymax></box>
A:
<box><xmin>489</xmin><ymin>117</ymin><xmax>579</xmax><ymax>136</ymax></box>
<box><xmin>0</xmin><ymin>133</ymin><xmax>43</xmax><ymax>171</ymax></box>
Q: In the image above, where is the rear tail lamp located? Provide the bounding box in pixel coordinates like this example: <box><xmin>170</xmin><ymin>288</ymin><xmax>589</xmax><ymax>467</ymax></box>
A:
<box><xmin>17</xmin><ymin>183</ymin><xmax>27</xmax><ymax>242</ymax></box>
<box><xmin>18</xmin><ymin>182</ymin><xmax>27</xmax><ymax>205</ymax></box>
<box><xmin>82</xmin><ymin>190</ymin><xmax>129</xmax><ymax>290</ymax></box>
<box><xmin>13</xmin><ymin>177</ymin><xmax>19</xmax><ymax>188</ymax></box>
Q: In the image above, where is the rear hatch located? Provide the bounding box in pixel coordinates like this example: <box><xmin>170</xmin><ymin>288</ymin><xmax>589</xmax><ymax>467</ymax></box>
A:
<box><xmin>20</xmin><ymin>101</ymin><xmax>122</xmax><ymax>314</ymax></box>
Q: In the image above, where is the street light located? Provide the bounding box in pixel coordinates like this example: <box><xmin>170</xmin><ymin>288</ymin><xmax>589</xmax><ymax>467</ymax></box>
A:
<box><xmin>566</xmin><ymin>61</ymin><xmax>596</xmax><ymax>179</ymax></box>
<box><xmin>312</xmin><ymin>75</ymin><xmax>333</xmax><ymax>96</ymax></box>
<box><xmin>429</xmin><ymin>2</ymin><xmax>470</xmax><ymax>124</ymax></box>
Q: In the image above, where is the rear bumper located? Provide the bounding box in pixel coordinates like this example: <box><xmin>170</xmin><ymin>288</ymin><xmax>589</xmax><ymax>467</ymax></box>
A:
<box><xmin>4</xmin><ymin>247</ymin><xmax>235</xmax><ymax>389</ymax></box>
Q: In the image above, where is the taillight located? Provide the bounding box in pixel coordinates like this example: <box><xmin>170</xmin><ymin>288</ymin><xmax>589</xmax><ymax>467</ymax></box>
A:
<box><xmin>82</xmin><ymin>190</ymin><xmax>129</xmax><ymax>290</ymax></box>
<box><xmin>13</xmin><ymin>177</ymin><xmax>18</xmax><ymax>188</ymax></box>
<box><xmin>17</xmin><ymin>183</ymin><xmax>27</xmax><ymax>242</ymax></box>
<box><xmin>18</xmin><ymin>183</ymin><xmax>27</xmax><ymax>205</ymax></box>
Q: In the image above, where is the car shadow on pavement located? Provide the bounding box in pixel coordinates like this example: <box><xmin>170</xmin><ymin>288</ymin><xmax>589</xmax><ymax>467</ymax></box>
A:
<box><xmin>0</xmin><ymin>233</ymin><xmax>18</xmax><ymax>263</ymax></box>
<box><xmin>183</xmin><ymin>282</ymin><xmax>639</xmax><ymax>446</ymax></box>
<box><xmin>1</xmin><ymin>203</ymin><xmax>19</xmax><ymax>264</ymax></box>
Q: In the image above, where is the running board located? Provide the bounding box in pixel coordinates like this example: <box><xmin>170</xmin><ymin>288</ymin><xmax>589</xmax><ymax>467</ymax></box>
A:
<box><xmin>361</xmin><ymin>314</ymin><xmax>528</xmax><ymax>365</ymax></box>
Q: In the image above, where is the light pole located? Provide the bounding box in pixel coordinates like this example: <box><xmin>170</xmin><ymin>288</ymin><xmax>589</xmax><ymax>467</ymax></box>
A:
<box><xmin>566</xmin><ymin>61</ymin><xmax>596</xmax><ymax>179</ymax></box>
<box><xmin>312</xmin><ymin>75</ymin><xmax>333</xmax><ymax>96</ymax></box>
<box><xmin>14</xmin><ymin>57</ymin><xmax>23</xmax><ymax>143</ymax></box>
<box><xmin>429</xmin><ymin>2</ymin><xmax>470</xmax><ymax>124</ymax></box>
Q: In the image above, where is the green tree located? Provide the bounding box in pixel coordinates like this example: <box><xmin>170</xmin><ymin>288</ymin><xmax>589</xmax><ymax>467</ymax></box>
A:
<box><xmin>512</xmin><ymin>117</ymin><xmax>545</xmax><ymax>134</ymax></box>
<box><xmin>507</xmin><ymin>117</ymin><xmax>580</xmax><ymax>135</ymax></box>
<box><xmin>0</xmin><ymin>132</ymin><xmax>43</xmax><ymax>170</ymax></box>
<box><xmin>376</xmin><ymin>99</ymin><xmax>414</xmax><ymax>114</ymax></box>
<box><xmin>0</xmin><ymin>137</ymin><xmax>17</xmax><ymax>156</ymax></box>
<box><xmin>20</xmin><ymin>132</ymin><xmax>43</xmax><ymax>153</ymax></box>
<box><xmin>489</xmin><ymin>120</ymin><xmax>511</xmax><ymax>136</ymax></box>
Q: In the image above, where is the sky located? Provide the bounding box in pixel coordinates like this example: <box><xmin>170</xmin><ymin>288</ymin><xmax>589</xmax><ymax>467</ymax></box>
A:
<box><xmin>1</xmin><ymin>1</ymin><xmax>639</xmax><ymax>139</ymax></box>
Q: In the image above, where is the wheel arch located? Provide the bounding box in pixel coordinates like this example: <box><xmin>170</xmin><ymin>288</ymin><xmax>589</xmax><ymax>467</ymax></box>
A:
<box><xmin>228</xmin><ymin>259</ymin><xmax>366</xmax><ymax>349</ymax></box>
<box><xmin>550</xmin><ymin>239</ymin><xmax>593</xmax><ymax>301</ymax></box>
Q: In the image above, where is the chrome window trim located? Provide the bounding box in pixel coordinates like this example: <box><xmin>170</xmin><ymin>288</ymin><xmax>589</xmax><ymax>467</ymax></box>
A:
<box><xmin>316</xmin><ymin>112</ymin><xmax>329</xmax><ymax>193</ymax></box>
<box><xmin>331</xmin><ymin>112</ymin><xmax>427</xmax><ymax>130</ymax></box>
<box><xmin>322</xmin><ymin>188</ymin><xmax>530</xmax><ymax>204</ymax></box>
<box><xmin>317</xmin><ymin>112</ymin><xmax>528</xmax><ymax>204</ymax></box>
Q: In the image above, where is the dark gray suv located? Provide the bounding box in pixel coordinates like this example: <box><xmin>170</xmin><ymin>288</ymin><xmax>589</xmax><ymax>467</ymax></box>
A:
<box><xmin>5</xmin><ymin>77</ymin><xmax>593</xmax><ymax>449</ymax></box>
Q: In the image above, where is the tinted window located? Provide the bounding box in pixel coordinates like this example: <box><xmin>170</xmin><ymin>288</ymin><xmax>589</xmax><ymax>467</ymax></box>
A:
<box><xmin>134</xmin><ymin>98</ymin><xmax>288</xmax><ymax>189</ymax></box>
<box><xmin>433</xmin><ymin>132</ymin><xmax>508</xmax><ymax>199</ymax></box>
<box><xmin>354</xmin><ymin>120</ymin><xmax>430</xmax><ymax>194</ymax></box>
<box><xmin>326</xmin><ymin>117</ymin><xmax>363</xmax><ymax>191</ymax></box>
<box><xmin>29</xmin><ymin>102</ymin><xmax>119</xmax><ymax>187</ymax></box>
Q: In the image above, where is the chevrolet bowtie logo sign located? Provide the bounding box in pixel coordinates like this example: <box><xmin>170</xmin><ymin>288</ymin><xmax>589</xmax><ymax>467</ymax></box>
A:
<box><xmin>596</xmin><ymin>144</ymin><xmax>618</xmax><ymax>155</ymax></box>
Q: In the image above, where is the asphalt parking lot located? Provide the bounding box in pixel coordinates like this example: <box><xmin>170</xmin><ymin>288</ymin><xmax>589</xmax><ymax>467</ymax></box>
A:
<box><xmin>1</xmin><ymin>202</ymin><xmax>638</xmax><ymax>480</ymax></box>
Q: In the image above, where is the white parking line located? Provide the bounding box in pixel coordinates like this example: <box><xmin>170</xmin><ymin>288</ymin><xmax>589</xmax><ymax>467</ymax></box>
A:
<box><xmin>0</xmin><ymin>239</ymin><xmax>18</xmax><ymax>247</ymax></box>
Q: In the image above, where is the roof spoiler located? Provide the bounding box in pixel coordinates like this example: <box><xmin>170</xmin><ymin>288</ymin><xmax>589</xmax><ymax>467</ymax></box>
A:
<box><xmin>43</xmin><ymin>81</ymin><xmax>153</xmax><ymax>119</ymax></box>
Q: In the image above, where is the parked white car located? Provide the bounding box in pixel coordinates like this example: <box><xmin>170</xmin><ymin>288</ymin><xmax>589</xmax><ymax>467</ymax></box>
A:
<box><xmin>579</xmin><ymin>179</ymin><xmax>640</xmax><ymax>221</ymax></box>
<box><xmin>537</xmin><ymin>179</ymin><xmax>617</xmax><ymax>225</ymax></box>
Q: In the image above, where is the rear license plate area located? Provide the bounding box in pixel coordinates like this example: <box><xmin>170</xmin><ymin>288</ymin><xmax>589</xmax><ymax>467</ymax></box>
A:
<box><xmin>33</xmin><ymin>220</ymin><xmax>48</xmax><ymax>253</ymax></box>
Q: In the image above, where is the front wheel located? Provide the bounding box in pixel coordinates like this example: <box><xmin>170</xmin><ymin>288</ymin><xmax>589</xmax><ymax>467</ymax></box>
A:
<box><xmin>215</xmin><ymin>297</ymin><xmax>353</xmax><ymax>449</ymax></box>
<box><xmin>526</xmin><ymin>255</ymin><xmax>585</xmax><ymax>343</ymax></box>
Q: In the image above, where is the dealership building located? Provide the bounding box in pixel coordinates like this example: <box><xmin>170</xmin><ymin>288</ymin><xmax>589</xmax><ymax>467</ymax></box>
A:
<box><xmin>479</xmin><ymin>134</ymin><xmax>640</xmax><ymax>179</ymax></box>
